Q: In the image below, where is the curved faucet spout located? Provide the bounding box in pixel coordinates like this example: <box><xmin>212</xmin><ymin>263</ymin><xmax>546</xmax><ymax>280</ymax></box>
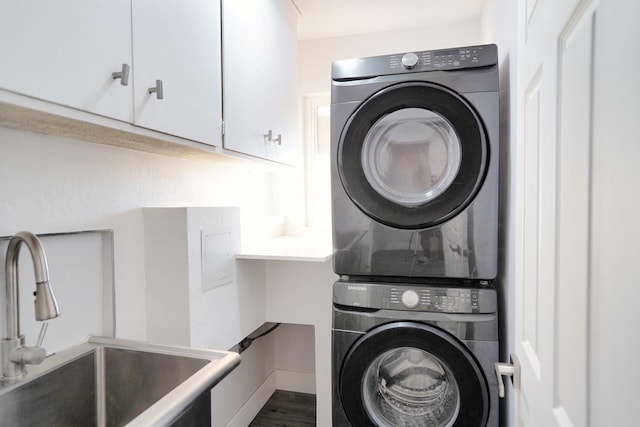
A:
<box><xmin>2</xmin><ymin>231</ymin><xmax>60</xmax><ymax>380</ymax></box>
<box><xmin>4</xmin><ymin>231</ymin><xmax>60</xmax><ymax>340</ymax></box>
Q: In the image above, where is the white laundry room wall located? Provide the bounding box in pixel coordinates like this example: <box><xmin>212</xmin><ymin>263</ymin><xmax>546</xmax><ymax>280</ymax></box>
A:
<box><xmin>0</xmin><ymin>126</ymin><xmax>275</xmax><ymax>343</ymax></box>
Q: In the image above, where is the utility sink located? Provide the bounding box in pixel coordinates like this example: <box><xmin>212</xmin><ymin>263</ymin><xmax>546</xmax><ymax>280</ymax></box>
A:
<box><xmin>0</xmin><ymin>336</ymin><xmax>241</xmax><ymax>426</ymax></box>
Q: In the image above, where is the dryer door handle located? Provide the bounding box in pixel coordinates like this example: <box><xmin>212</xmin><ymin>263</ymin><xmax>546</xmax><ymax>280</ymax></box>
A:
<box><xmin>495</xmin><ymin>353</ymin><xmax>520</xmax><ymax>398</ymax></box>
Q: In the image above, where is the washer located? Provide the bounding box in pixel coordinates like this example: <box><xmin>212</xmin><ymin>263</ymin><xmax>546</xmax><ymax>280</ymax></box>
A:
<box><xmin>332</xmin><ymin>280</ymin><xmax>499</xmax><ymax>426</ymax></box>
<box><xmin>331</xmin><ymin>44</ymin><xmax>499</xmax><ymax>281</ymax></box>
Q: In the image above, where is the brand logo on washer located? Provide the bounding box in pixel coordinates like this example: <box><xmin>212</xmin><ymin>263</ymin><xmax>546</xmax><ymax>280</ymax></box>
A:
<box><xmin>347</xmin><ymin>285</ymin><xmax>367</xmax><ymax>291</ymax></box>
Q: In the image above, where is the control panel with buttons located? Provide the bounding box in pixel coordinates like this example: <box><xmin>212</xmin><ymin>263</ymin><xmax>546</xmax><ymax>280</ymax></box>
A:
<box><xmin>334</xmin><ymin>281</ymin><xmax>497</xmax><ymax>314</ymax></box>
<box><xmin>332</xmin><ymin>44</ymin><xmax>497</xmax><ymax>81</ymax></box>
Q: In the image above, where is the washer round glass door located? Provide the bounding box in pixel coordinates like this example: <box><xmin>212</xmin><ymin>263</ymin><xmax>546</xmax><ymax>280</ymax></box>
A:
<box><xmin>338</xmin><ymin>82</ymin><xmax>489</xmax><ymax>229</ymax></box>
<box><xmin>362</xmin><ymin>347</ymin><xmax>460</xmax><ymax>426</ymax></box>
<box><xmin>339</xmin><ymin>322</ymin><xmax>489</xmax><ymax>427</ymax></box>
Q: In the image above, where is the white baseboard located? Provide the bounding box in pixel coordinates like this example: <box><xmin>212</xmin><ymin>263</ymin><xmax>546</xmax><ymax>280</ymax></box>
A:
<box><xmin>225</xmin><ymin>373</ymin><xmax>277</xmax><ymax>427</ymax></box>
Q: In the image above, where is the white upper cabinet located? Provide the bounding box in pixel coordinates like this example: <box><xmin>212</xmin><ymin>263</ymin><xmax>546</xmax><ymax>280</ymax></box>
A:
<box><xmin>132</xmin><ymin>0</ymin><xmax>222</xmax><ymax>146</ymax></box>
<box><xmin>0</xmin><ymin>0</ymin><xmax>134</xmax><ymax>122</ymax></box>
<box><xmin>0</xmin><ymin>0</ymin><xmax>222</xmax><ymax>147</ymax></box>
<box><xmin>221</xmin><ymin>0</ymin><xmax>299</xmax><ymax>165</ymax></box>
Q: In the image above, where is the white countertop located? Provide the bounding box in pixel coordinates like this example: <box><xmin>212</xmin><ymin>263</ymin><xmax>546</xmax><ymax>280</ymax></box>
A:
<box><xmin>237</xmin><ymin>234</ymin><xmax>333</xmax><ymax>262</ymax></box>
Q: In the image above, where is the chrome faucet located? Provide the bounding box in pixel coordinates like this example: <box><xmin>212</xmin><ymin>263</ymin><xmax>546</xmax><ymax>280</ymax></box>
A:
<box><xmin>1</xmin><ymin>231</ymin><xmax>60</xmax><ymax>380</ymax></box>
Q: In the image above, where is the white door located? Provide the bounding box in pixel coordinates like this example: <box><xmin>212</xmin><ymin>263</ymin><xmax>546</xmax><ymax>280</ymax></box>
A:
<box><xmin>514</xmin><ymin>0</ymin><xmax>640</xmax><ymax>425</ymax></box>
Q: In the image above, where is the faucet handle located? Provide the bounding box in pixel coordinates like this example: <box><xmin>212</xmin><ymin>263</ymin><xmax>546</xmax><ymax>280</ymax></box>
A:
<box><xmin>36</xmin><ymin>322</ymin><xmax>49</xmax><ymax>348</ymax></box>
<box><xmin>9</xmin><ymin>346</ymin><xmax>46</xmax><ymax>365</ymax></box>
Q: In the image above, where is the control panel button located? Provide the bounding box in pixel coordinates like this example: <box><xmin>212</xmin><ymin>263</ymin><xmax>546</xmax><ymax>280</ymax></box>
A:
<box><xmin>401</xmin><ymin>290</ymin><xmax>420</xmax><ymax>308</ymax></box>
<box><xmin>401</xmin><ymin>52</ymin><xmax>419</xmax><ymax>69</ymax></box>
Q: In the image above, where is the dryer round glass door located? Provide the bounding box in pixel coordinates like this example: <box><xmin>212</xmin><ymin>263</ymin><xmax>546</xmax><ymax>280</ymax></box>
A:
<box><xmin>337</xmin><ymin>82</ymin><xmax>488</xmax><ymax>229</ymax></box>
<box><xmin>339</xmin><ymin>321</ymin><xmax>489</xmax><ymax>427</ymax></box>
<box><xmin>361</xmin><ymin>108</ymin><xmax>462</xmax><ymax>207</ymax></box>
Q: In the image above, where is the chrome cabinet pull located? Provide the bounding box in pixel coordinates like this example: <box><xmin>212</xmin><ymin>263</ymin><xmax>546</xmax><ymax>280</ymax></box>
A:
<box><xmin>148</xmin><ymin>79</ymin><xmax>164</xmax><ymax>99</ymax></box>
<box><xmin>111</xmin><ymin>63</ymin><xmax>130</xmax><ymax>86</ymax></box>
<box><xmin>264</xmin><ymin>130</ymin><xmax>282</xmax><ymax>145</ymax></box>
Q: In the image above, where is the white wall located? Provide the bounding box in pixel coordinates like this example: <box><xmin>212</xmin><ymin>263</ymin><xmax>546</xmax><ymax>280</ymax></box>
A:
<box><xmin>0</xmin><ymin>139</ymin><xmax>331</xmax><ymax>424</ymax></box>
<box><xmin>274</xmin><ymin>323</ymin><xmax>316</xmax><ymax>390</ymax></box>
<box><xmin>0</xmin><ymin>126</ymin><xmax>274</xmax><ymax>342</ymax></box>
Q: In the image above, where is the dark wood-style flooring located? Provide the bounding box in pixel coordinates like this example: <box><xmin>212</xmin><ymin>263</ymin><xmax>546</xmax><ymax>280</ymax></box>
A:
<box><xmin>249</xmin><ymin>390</ymin><xmax>317</xmax><ymax>426</ymax></box>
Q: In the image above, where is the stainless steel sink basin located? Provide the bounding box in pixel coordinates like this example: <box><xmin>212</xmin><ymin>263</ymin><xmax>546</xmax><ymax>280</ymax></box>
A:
<box><xmin>0</xmin><ymin>336</ymin><xmax>241</xmax><ymax>426</ymax></box>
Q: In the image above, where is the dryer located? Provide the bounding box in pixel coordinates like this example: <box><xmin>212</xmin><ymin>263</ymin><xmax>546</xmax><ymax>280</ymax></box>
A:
<box><xmin>331</xmin><ymin>44</ymin><xmax>499</xmax><ymax>281</ymax></box>
<box><xmin>332</xmin><ymin>280</ymin><xmax>499</xmax><ymax>426</ymax></box>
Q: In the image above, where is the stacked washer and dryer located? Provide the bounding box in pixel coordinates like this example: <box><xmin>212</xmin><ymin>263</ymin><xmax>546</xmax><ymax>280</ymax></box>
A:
<box><xmin>330</xmin><ymin>44</ymin><xmax>501</xmax><ymax>426</ymax></box>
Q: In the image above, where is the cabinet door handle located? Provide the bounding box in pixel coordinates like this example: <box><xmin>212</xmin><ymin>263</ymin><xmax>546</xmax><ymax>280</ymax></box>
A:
<box><xmin>111</xmin><ymin>63</ymin><xmax>130</xmax><ymax>86</ymax></box>
<box><xmin>148</xmin><ymin>80</ymin><xmax>164</xmax><ymax>99</ymax></box>
<box><xmin>263</xmin><ymin>130</ymin><xmax>282</xmax><ymax>145</ymax></box>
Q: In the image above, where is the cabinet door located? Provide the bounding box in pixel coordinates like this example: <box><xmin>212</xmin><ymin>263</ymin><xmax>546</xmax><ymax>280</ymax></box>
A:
<box><xmin>222</xmin><ymin>0</ymin><xmax>299</xmax><ymax>164</ymax></box>
<box><xmin>0</xmin><ymin>0</ymin><xmax>133</xmax><ymax>122</ymax></box>
<box><xmin>131</xmin><ymin>0</ymin><xmax>222</xmax><ymax>146</ymax></box>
